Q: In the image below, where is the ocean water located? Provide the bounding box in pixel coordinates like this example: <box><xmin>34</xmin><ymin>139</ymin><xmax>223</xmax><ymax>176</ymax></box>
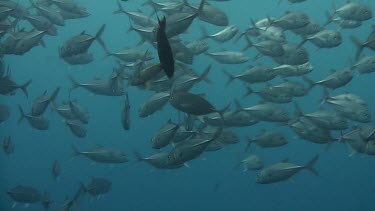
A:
<box><xmin>1</xmin><ymin>0</ymin><xmax>375</xmax><ymax>210</ymax></box>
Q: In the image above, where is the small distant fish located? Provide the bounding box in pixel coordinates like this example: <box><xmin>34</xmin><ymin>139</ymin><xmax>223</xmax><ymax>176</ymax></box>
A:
<box><xmin>121</xmin><ymin>93</ymin><xmax>131</xmax><ymax>130</ymax></box>
<box><xmin>51</xmin><ymin>160</ymin><xmax>61</xmax><ymax>181</ymax></box>
<box><xmin>0</xmin><ymin>104</ymin><xmax>10</xmax><ymax>124</ymax></box>
<box><xmin>71</xmin><ymin>145</ymin><xmax>128</xmax><ymax>164</ymax></box>
<box><xmin>81</xmin><ymin>177</ymin><xmax>112</xmax><ymax>198</ymax></box>
<box><xmin>3</xmin><ymin>136</ymin><xmax>14</xmax><ymax>155</ymax></box>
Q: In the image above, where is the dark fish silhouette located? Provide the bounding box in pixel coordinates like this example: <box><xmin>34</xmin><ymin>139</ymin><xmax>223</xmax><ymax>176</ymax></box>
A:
<box><xmin>156</xmin><ymin>15</ymin><xmax>174</xmax><ymax>78</ymax></box>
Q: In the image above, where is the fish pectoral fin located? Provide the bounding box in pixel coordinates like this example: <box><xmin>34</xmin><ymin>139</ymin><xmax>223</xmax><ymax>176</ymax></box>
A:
<box><xmin>289</xmin><ymin>178</ymin><xmax>296</xmax><ymax>183</ymax></box>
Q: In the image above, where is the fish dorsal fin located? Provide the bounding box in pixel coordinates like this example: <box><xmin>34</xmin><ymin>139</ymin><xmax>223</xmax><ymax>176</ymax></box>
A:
<box><xmin>233</xmin><ymin>98</ymin><xmax>242</xmax><ymax>110</ymax></box>
<box><xmin>43</xmin><ymin>90</ymin><xmax>47</xmax><ymax>95</ymax></box>
<box><xmin>281</xmin><ymin>158</ymin><xmax>289</xmax><ymax>163</ymax></box>
<box><xmin>80</xmin><ymin>31</ymin><xmax>86</xmax><ymax>35</ymax></box>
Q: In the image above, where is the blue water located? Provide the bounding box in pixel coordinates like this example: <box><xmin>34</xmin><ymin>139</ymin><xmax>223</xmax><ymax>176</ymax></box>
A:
<box><xmin>1</xmin><ymin>0</ymin><xmax>375</xmax><ymax>210</ymax></box>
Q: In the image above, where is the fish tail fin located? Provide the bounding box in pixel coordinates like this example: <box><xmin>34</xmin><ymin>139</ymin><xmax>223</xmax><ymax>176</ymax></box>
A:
<box><xmin>350</xmin><ymin>36</ymin><xmax>364</xmax><ymax>61</ymax></box>
<box><xmin>20</xmin><ymin>79</ymin><xmax>32</xmax><ymax>98</ymax></box>
<box><xmin>113</xmin><ymin>0</ymin><xmax>126</xmax><ymax>14</ymax></box>
<box><xmin>71</xmin><ymin>145</ymin><xmax>80</xmax><ymax>160</ymax></box>
<box><xmin>199</xmin><ymin>25</ymin><xmax>209</xmax><ymax>40</ymax></box>
<box><xmin>216</xmin><ymin>103</ymin><xmax>230</xmax><ymax>127</ymax></box>
<box><xmin>17</xmin><ymin>105</ymin><xmax>25</xmax><ymax>124</ymax></box>
<box><xmin>245</xmin><ymin>137</ymin><xmax>255</xmax><ymax>152</ymax></box>
<box><xmin>242</xmin><ymin>35</ymin><xmax>253</xmax><ymax>51</ymax></box>
<box><xmin>243</xmin><ymin>86</ymin><xmax>253</xmax><ymax>98</ymax></box>
<box><xmin>302</xmin><ymin>76</ymin><xmax>315</xmax><ymax>90</ymax></box>
<box><xmin>319</xmin><ymin>88</ymin><xmax>330</xmax><ymax>107</ymax></box>
<box><xmin>79</xmin><ymin>182</ymin><xmax>87</xmax><ymax>193</ymax></box>
<box><xmin>293</xmin><ymin>102</ymin><xmax>303</xmax><ymax>117</ymax></box>
<box><xmin>200</xmin><ymin>65</ymin><xmax>212</xmax><ymax>84</ymax></box>
<box><xmin>209</xmin><ymin>127</ymin><xmax>223</xmax><ymax>143</ymax></box>
<box><xmin>297</xmin><ymin>37</ymin><xmax>308</xmax><ymax>49</ymax></box>
<box><xmin>49</xmin><ymin>87</ymin><xmax>60</xmax><ymax>103</ymax></box>
<box><xmin>95</xmin><ymin>24</ymin><xmax>108</xmax><ymax>53</ymax></box>
<box><xmin>127</xmin><ymin>17</ymin><xmax>135</xmax><ymax>34</ymax></box>
<box><xmin>68</xmin><ymin>75</ymin><xmax>80</xmax><ymax>91</ymax></box>
<box><xmin>197</xmin><ymin>0</ymin><xmax>205</xmax><ymax>15</ymax></box>
<box><xmin>323</xmin><ymin>11</ymin><xmax>333</xmax><ymax>27</ymax></box>
<box><xmin>133</xmin><ymin>149</ymin><xmax>143</xmax><ymax>162</ymax></box>
<box><xmin>233</xmin><ymin>31</ymin><xmax>245</xmax><ymax>43</ymax></box>
<box><xmin>305</xmin><ymin>154</ymin><xmax>319</xmax><ymax>176</ymax></box>
<box><xmin>222</xmin><ymin>70</ymin><xmax>235</xmax><ymax>86</ymax></box>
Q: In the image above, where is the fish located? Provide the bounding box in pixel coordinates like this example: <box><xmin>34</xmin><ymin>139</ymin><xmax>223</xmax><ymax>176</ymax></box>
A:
<box><xmin>18</xmin><ymin>105</ymin><xmax>49</xmax><ymax>130</ymax></box>
<box><xmin>134</xmin><ymin>150</ymin><xmax>183</xmax><ymax>169</ymax></box>
<box><xmin>71</xmin><ymin>145</ymin><xmax>128</xmax><ymax>164</ymax></box>
<box><xmin>243</xmin><ymin>36</ymin><xmax>285</xmax><ymax>58</ymax></box>
<box><xmin>224</xmin><ymin>65</ymin><xmax>276</xmax><ymax>85</ymax></box>
<box><xmin>351</xmin><ymin>26</ymin><xmax>375</xmax><ymax>60</ymax></box>
<box><xmin>51</xmin><ymin>160</ymin><xmax>61</xmax><ymax>181</ymax></box>
<box><xmin>200</xmin><ymin>25</ymin><xmax>238</xmax><ymax>42</ymax></box>
<box><xmin>13</xmin><ymin>30</ymin><xmax>47</xmax><ymax>55</ymax></box>
<box><xmin>298</xmin><ymin>29</ymin><xmax>342</xmax><ymax>49</ymax></box>
<box><xmin>268</xmin><ymin>11</ymin><xmax>310</xmax><ymax>30</ymax></box>
<box><xmin>29</xmin><ymin>0</ymin><xmax>65</xmax><ymax>26</ymax></box>
<box><xmin>156</xmin><ymin>15</ymin><xmax>174</xmax><ymax>78</ymax></box>
<box><xmin>185</xmin><ymin>39</ymin><xmax>209</xmax><ymax>55</ymax></box>
<box><xmin>246</xmin><ymin>130</ymin><xmax>288</xmax><ymax>150</ymax></box>
<box><xmin>139</xmin><ymin>92</ymin><xmax>170</xmax><ymax>118</ymax></box>
<box><xmin>334</xmin><ymin>2</ymin><xmax>372</xmax><ymax>21</ymax></box>
<box><xmin>31</xmin><ymin>87</ymin><xmax>60</xmax><ymax>116</ymax></box>
<box><xmin>185</xmin><ymin>0</ymin><xmax>228</xmax><ymax>26</ymax></box>
<box><xmin>303</xmin><ymin>69</ymin><xmax>353</xmax><ymax>90</ymax></box>
<box><xmin>68</xmin><ymin>99</ymin><xmax>89</xmax><ymax>124</ymax></box>
<box><xmin>66</xmin><ymin>119</ymin><xmax>87</xmax><ymax>138</ymax></box>
<box><xmin>81</xmin><ymin>177</ymin><xmax>111</xmax><ymax>197</ymax></box>
<box><xmin>206</xmin><ymin>51</ymin><xmax>249</xmax><ymax>64</ymax></box>
<box><xmin>3</xmin><ymin>136</ymin><xmax>14</xmax><ymax>155</ymax></box>
<box><xmin>151</xmin><ymin>119</ymin><xmax>179</xmax><ymax>149</ymax></box>
<box><xmin>169</xmin><ymin>91</ymin><xmax>228</xmax><ymax>116</ymax></box>
<box><xmin>241</xmin><ymin>102</ymin><xmax>290</xmax><ymax>123</ymax></box>
<box><xmin>273</xmin><ymin>62</ymin><xmax>313</xmax><ymax>78</ymax></box>
<box><xmin>273</xmin><ymin>43</ymin><xmax>309</xmax><ymax>65</ymax></box>
<box><xmin>62</xmin><ymin>52</ymin><xmax>94</xmax><ymax>65</ymax></box>
<box><xmin>7</xmin><ymin>185</ymin><xmax>41</xmax><ymax>205</ymax></box>
<box><xmin>113</xmin><ymin>0</ymin><xmax>157</xmax><ymax>27</ymax></box>
<box><xmin>59</xmin><ymin>24</ymin><xmax>106</xmax><ymax>58</ymax></box>
<box><xmin>0</xmin><ymin>75</ymin><xmax>31</xmax><ymax>97</ymax></box>
<box><xmin>121</xmin><ymin>93</ymin><xmax>131</xmax><ymax>130</ymax></box>
<box><xmin>166</xmin><ymin>128</ymin><xmax>222</xmax><ymax>166</ymax></box>
<box><xmin>236</xmin><ymin>154</ymin><xmax>264</xmax><ymax>171</ymax></box>
<box><xmin>244</xmin><ymin>86</ymin><xmax>293</xmax><ymax>104</ymax></box>
<box><xmin>0</xmin><ymin>103</ymin><xmax>10</xmax><ymax>123</ymax></box>
<box><xmin>256</xmin><ymin>155</ymin><xmax>319</xmax><ymax>184</ymax></box>
<box><xmin>351</xmin><ymin>56</ymin><xmax>375</xmax><ymax>74</ymax></box>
